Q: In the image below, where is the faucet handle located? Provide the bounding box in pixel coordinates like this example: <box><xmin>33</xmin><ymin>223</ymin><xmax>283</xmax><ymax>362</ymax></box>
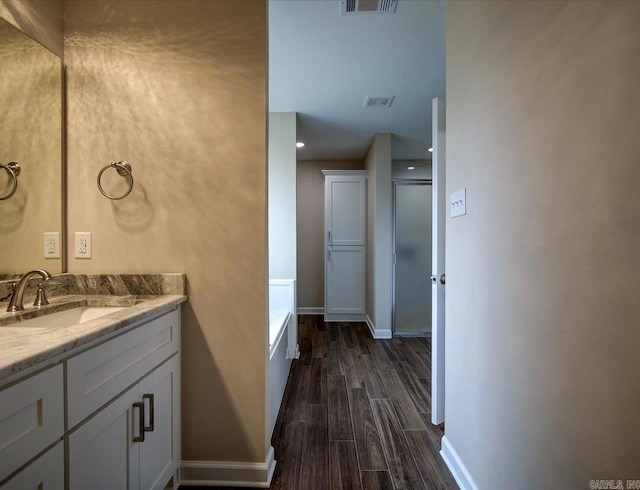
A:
<box><xmin>33</xmin><ymin>282</ymin><xmax>50</xmax><ymax>307</ymax></box>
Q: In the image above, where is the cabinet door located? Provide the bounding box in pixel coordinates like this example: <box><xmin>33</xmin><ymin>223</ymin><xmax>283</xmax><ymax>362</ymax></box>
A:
<box><xmin>68</xmin><ymin>385</ymin><xmax>140</xmax><ymax>490</ymax></box>
<box><xmin>1</xmin><ymin>442</ymin><xmax>64</xmax><ymax>490</ymax></box>
<box><xmin>326</xmin><ymin>246</ymin><xmax>366</xmax><ymax>315</ymax></box>
<box><xmin>138</xmin><ymin>355</ymin><xmax>181</xmax><ymax>490</ymax></box>
<box><xmin>325</xmin><ymin>175</ymin><xmax>366</xmax><ymax>246</ymax></box>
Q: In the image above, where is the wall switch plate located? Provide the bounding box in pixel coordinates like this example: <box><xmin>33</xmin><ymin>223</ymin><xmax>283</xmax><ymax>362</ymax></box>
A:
<box><xmin>44</xmin><ymin>232</ymin><xmax>60</xmax><ymax>258</ymax></box>
<box><xmin>451</xmin><ymin>188</ymin><xmax>466</xmax><ymax>218</ymax></box>
<box><xmin>74</xmin><ymin>232</ymin><xmax>92</xmax><ymax>259</ymax></box>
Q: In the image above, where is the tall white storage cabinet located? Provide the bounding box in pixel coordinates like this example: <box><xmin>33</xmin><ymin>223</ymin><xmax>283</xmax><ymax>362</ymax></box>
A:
<box><xmin>323</xmin><ymin>170</ymin><xmax>367</xmax><ymax>322</ymax></box>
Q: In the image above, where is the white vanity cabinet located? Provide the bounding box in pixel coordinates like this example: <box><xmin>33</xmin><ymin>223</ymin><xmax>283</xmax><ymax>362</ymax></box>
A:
<box><xmin>0</xmin><ymin>303</ymin><xmax>182</xmax><ymax>490</ymax></box>
<box><xmin>67</xmin><ymin>307</ymin><xmax>181</xmax><ymax>490</ymax></box>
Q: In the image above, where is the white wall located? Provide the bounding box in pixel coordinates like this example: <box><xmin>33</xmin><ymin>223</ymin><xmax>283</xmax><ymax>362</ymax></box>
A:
<box><xmin>445</xmin><ymin>2</ymin><xmax>640</xmax><ymax>488</ymax></box>
<box><xmin>268</xmin><ymin>112</ymin><xmax>297</xmax><ymax>281</ymax></box>
<box><xmin>365</xmin><ymin>133</ymin><xmax>392</xmax><ymax>338</ymax></box>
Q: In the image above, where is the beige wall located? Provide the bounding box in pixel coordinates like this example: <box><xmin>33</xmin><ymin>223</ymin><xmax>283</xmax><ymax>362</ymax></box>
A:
<box><xmin>65</xmin><ymin>0</ymin><xmax>268</xmax><ymax>465</ymax></box>
<box><xmin>0</xmin><ymin>0</ymin><xmax>63</xmax><ymax>57</ymax></box>
<box><xmin>365</xmin><ymin>134</ymin><xmax>392</xmax><ymax>335</ymax></box>
<box><xmin>0</xmin><ymin>9</ymin><xmax>62</xmax><ymax>274</ymax></box>
<box><xmin>446</xmin><ymin>1</ymin><xmax>640</xmax><ymax>487</ymax></box>
<box><xmin>297</xmin><ymin>159</ymin><xmax>364</xmax><ymax>309</ymax></box>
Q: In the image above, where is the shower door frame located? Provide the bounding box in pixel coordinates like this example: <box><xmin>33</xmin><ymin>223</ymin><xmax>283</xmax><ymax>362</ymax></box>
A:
<box><xmin>392</xmin><ymin>179</ymin><xmax>433</xmax><ymax>336</ymax></box>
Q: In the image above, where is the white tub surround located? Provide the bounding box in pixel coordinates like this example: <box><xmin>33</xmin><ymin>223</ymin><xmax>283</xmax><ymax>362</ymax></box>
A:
<box><xmin>268</xmin><ymin>279</ymin><xmax>296</xmax><ymax>449</ymax></box>
<box><xmin>268</xmin><ymin>279</ymin><xmax>298</xmax><ymax>360</ymax></box>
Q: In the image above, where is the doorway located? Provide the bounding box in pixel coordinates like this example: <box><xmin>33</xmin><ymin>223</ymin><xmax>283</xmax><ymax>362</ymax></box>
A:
<box><xmin>392</xmin><ymin>181</ymin><xmax>433</xmax><ymax>336</ymax></box>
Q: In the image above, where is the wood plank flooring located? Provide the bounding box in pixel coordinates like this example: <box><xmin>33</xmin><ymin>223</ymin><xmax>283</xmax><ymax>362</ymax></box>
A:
<box><xmin>269</xmin><ymin>315</ymin><xmax>458</xmax><ymax>490</ymax></box>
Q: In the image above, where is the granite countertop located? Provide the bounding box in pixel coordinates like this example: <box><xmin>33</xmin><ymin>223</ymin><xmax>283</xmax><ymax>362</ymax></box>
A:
<box><xmin>0</xmin><ymin>274</ymin><xmax>187</xmax><ymax>383</ymax></box>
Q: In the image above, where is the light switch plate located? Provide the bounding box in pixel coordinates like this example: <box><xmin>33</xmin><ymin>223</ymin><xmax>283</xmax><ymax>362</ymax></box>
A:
<box><xmin>451</xmin><ymin>188</ymin><xmax>466</xmax><ymax>218</ymax></box>
<box><xmin>44</xmin><ymin>232</ymin><xmax>60</xmax><ymax>258</ymax></box>
<box><xmin>74</xmin><ymin>232</ymin><xmax>92</xmax><ymax>259</ymax></box>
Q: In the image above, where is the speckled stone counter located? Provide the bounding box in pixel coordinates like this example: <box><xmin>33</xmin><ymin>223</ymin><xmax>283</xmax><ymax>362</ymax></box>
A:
<box><xmin>0</xmin><ymin>273</ymin><xmax>187</xmax><ymax>383</ymax></box>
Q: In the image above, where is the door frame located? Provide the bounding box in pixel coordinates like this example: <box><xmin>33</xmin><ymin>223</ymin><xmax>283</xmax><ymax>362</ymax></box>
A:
<box><xmin>431</xmin><ymin>97</ymin><xmax>446</xmax><ymax>425</ymax></box>
<box><xmin>391</xmin><ymin>179</ymin><xmax>432</xmax><ymax>336</ymax></box>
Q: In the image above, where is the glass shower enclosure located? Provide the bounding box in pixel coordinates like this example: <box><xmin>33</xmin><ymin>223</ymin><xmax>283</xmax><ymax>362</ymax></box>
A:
<box><xmin>393</xmin><ymin>181</ymin><xmax>433</xmax><ymax>335</ymax></box>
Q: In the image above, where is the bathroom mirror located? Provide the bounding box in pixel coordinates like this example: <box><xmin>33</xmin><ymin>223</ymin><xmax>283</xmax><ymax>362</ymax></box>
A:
<box><xmin>0</xmin><ymin>17</ymin><xmax>63</xmax><ymax>278</ymax></box>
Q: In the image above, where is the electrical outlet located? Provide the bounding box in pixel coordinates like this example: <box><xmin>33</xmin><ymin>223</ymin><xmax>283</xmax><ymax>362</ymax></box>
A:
<box><xmin>44</xmin><ymin>232</ymin><xmax>60</xmax><ymax>258</ymax></box>
<box><xmin>74</xmin><ymin>232</ymin><xmax>92</xmax><ymax>259</ymax></box>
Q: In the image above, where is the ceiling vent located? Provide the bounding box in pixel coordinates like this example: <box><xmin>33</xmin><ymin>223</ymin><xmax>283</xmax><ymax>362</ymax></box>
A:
<box><xmin>341</xmin><ymin>0</ymin><xmax>398</xmax><ymax>15</ymax></box>
<box><xmin>364</xmin><ymin>96</ymin><xmax>394</xmax><ymax>108</ymax></box>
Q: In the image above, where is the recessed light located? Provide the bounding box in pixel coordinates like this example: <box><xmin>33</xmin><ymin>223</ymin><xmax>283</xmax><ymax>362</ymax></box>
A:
<box><xmin>407</xmin><ymin>166</ymin><xmax>416</xmax><ymax>170</ymax></box>
<box><xmin>428</xmin><ymin>147</ymin><xmax>433</xmax><ymax>152</ymax></box>
<box><xmin>296</xmin><ymin>142</ymin><xmax>305</xmax><ymax>148</ymax></box>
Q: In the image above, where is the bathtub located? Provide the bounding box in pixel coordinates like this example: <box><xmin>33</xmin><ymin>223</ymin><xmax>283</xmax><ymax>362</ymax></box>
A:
<box><xmin>268</xmin><ymin>279</ymin><xmax>297</xmax><ymax>439</ymax></box>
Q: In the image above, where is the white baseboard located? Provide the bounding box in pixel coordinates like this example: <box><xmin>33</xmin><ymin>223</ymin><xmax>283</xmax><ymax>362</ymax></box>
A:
<box><xmin>440</xmin><ymin>436</ymin><xmax>478</xmax><ymax>490</ymax></box>
<box><xmin>324</xmin><ymin>313</ymin><xmax>367</xmax><ymax>322</ymax></box>
<box><xmin>297</xmin><ymin>307</ymin><xmax>324</xmax><ymax>315</ymax></box>
<box><xmin>180</xmin><ymin>446</ymin><xmax>276</xmax><ymax>488</ymax></box>
<box><xmin>366</xmin><ymin>315</ymin><xmax>392</xmax><ymax>339</ymax></box>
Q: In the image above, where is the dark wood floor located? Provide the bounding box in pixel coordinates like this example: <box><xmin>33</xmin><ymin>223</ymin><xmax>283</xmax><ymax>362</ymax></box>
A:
<box><xmin>268</xmin><ymin>315</ymin><xmax>458</xmax><ymax>490</ymax></box>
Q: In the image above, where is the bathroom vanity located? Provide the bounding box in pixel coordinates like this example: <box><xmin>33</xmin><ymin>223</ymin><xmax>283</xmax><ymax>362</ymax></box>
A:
<box><xmin>0</xmin><ymin>274</ymin><xmax>186</xmax><ymax>489</ymax></box>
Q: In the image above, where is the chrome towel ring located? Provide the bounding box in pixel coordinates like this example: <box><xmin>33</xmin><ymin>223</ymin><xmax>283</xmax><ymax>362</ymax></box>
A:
<box><xmin>97</xmin><ymin>161</ymin><xmax>133</xmax><ymax>200</ymax></box>
<box><xmin>0</xmin><ymin>162</ymin><xmax>20</xmax><ymax>201</ymax></box>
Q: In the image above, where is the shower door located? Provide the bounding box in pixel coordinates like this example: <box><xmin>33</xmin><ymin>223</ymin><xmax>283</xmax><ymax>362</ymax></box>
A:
<box><xmin>393</xmin><ymin>182</ymin><xmax>432</xmax><ymax>335</ymax></box>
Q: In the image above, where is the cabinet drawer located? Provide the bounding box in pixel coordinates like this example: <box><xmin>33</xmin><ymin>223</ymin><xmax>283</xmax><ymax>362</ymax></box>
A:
<box><xmin>0</xmin><ymin>365</ymin><xmax>64</xmax><ymax>483</ymax></box>
<box><xmin>67</xmin><ymin>308</ymin><xmax>180</xmax><ymax>428</ymax></box>
<box><xmin>1</xmin><ymin>441</ymin><xmax>64</xmax><ymax>490</ymax></box>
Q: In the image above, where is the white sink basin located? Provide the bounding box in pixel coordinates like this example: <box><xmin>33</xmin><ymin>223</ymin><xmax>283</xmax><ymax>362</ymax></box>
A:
<box><xmin>11</xmin><ymin>306</ymin><xmax>127</xmax><ymax>328</ymax></box>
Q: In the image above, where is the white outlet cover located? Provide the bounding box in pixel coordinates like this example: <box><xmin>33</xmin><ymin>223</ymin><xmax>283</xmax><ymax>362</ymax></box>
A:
<box><xmin>74</xmin><ymin>232</ymin><xmax>92</xmax><ymax>259</ymax></box>
<box><xmin>44</xmin><ymin>232</ymin><xmax>60</xmax><ymax>259</ymax></box>
<box><xmin>451</xmin><ymin>188</ymin><xmax>466</xmax><ymax>218</ymax></box>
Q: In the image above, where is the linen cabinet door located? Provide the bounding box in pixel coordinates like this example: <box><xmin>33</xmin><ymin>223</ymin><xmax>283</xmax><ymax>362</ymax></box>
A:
<box><xmin>138</xmin><ymin>355</ymin><xmax>181</xmax><ymax>490</ymax></box>
<box><xmin>68</xmin><ymin>385</ymin><xmax>140</xmax><ymax>490</ymax></box>
<box><xmin>326</xmin><ymin>245</ymin><xmax>366</xmax><ymax>315</ymax></box>
<box><xmin>325</xmin><ymin>174</ymin><xmax>367</xmax><ymax>246</ymax></box>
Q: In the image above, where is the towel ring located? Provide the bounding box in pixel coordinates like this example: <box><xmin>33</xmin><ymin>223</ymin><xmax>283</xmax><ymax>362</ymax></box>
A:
<box><xmin>97</xmin><ymin>161</ymin><xmax>133</xmax><ymax>200</ymax></box>
<box><xmin>0</xmin><ymin>162</ymin><xmax>20</xmax><ymax>201</ymax></box>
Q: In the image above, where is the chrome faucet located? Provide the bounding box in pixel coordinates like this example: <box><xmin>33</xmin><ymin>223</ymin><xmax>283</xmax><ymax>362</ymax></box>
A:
<box><xmin>7</xmin><ymin>269</ymin><xmax>53</xmax><ymax>312</ymax></box>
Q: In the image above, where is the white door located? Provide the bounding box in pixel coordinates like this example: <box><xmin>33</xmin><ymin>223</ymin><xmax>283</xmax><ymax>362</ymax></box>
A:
<box><xmin>139</xmin><ymin>356</ymin><xmax>181</xmax><ymax>490</ymax></box>
<box><xmin>431</xmin><ymin>97</ymin><xmax>446</xmax><ymax>425</ymax></box>
<box><xmin>325</xmin><ymin>175</ymin><xmax>366</xmax><ymax>246</ymax></box>
<box><xmin>68</xmin><ymin>385</ymin><xmax>140</xmax><ymax>489</ymax></box>
<box><xmin>326</xmin><ymin>245</ymin><xmax>366</xmax><ymax>315</ymax></box>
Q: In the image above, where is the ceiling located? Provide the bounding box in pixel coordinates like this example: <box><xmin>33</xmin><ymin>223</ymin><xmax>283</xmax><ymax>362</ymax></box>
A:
<box><xmin>268</xmin><ymin>0</ymin><xmax>446</xmax><ymax>161</ymax></box>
